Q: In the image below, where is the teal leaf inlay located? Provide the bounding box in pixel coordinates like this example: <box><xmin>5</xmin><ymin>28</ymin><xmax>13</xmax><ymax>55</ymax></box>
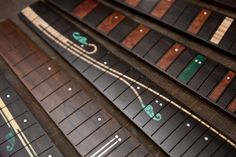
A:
<box><xmin>72</xmin><ymin>32</ymin><xmax>88</xmax><ymax>45</ymax></box>
<box><xmin>5</xmin><ymin>129</ymin><xmax>16</xmax><ymax>152</ymax></box>
<box><xmin>142</xmin><ymin>104</ymin><xmax>162</xmax><ymax>121</ymax></box>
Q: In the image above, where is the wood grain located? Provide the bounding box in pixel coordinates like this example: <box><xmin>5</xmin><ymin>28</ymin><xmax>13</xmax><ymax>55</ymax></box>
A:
<box><xmin>124</xmin><ymin>0</ymin><xmax>141</xmax><ymax>7</ymax></box>
<box><xmin>122</xmin><ymin>24</ymin><xmax>150</xmax><ymax>49</ymax></box>
<box><xmin>187</xmin><ymin>9</ymin><xmax>212</xmax><ymax>34</ymax></box>
<box><xmin>209</xmin><ymin>71</ymin><xmax>235</xmax><ymax>101</ymax></box>
<box><xmin>228</xmin><ymin>97</ymin><xmax>236</xmax><ymax>113</ymax></box>
<box><xmin>0</xmin><ymin>18</ymin><xmax>150</xmax><ymax>157</ymax></box>
<box><xmin>156</xmin><ymin>43</ymin><xmax>185</xmax><ymax>70</ymax></box>
<box><xmin>151</xmin><ymin>0</ymin><xmax>175</xmax><ymax>19</ymax></box>
<box><xmin>72</xmin><ymin>0</ymin><xmax>98</xmax><ymax>19</ymax></box>
<box><xmin>97</xmin><ymin>12</ymin><xmax>125</xmax><ymax>33</ymax></box>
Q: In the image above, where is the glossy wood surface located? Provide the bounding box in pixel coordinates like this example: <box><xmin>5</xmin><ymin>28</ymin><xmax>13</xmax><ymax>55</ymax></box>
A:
<box><xmin>151</xmin><ymin>0</ymin><xmax>175</xmax><ymax>19</ymax></box>
<box><xmin>209</xmin><ymin>71</ymin><xmax>235</xmax><ymax>101</ymax></box>
<box><xmin>156</xmin><ymin>43</ymin><xmax>185</xmax><ymax>70</ymax></box>
<box><xmin>122</xmin><ymin>24</ymin><xmax>150</xmax><ymax>49</ymax></box>
<box><xmin>97</xmin><ymin>12</ymin><xmax>125</xmax><ymax>33</ymax></box>
<box><xmin>187</xmin><ymin>9</ymin><xmax>212</xmax><ymax>34</ymax></box>
<box><xmin>73</xmin><ymin>0</ymin><xmax>98</xmax><ymax>19</ymax></box>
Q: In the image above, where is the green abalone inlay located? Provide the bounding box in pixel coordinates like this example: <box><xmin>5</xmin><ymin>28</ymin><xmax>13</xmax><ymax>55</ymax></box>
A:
<box><xmin>177</xmin><ymin>54</ymin><xmax>206</xmax><ymax>84</ymax></box>
<box><xmin>5</xmin><ymin>129</ymin><xmax>16</xmax><ymax>152</ymax></box>
<box><xmin>142</xmin><ymin>103</ymin><xmax>162</xmax><ymax>121</ymax></box>
<box><xmin>72</xmin><ymin>32</ymin><xmax>88</xmax><ymax>45</ymax></box>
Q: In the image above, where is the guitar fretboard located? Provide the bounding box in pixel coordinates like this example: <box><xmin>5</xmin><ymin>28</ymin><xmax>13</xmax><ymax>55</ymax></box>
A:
<box><xmin>0</xmin><ymin>21</ymin><xmax>63</xmax><ymax>156</ymax></box>
<box><xmin>0</xmin><ymin>18</ymin><xmax>150</xmax><ymax>157</ymax></box>
<box><xmin>19</xmin><ymin>2</ymin><xmax>236</xmax><ymax>157</ymax></box>
<box><xmin>46</xmin><ymin>0</ymin><xmax>236</xmax><ymax>119</ymax></box>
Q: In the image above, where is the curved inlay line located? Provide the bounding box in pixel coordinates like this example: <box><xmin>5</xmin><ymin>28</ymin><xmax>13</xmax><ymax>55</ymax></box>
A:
<box><xmin>0</xmin><ymin>98</ymin><xmax>38</xmax><ymax>157</ymax></box>
<box><xmin>21</xmin><ymin>7</ymin><xmax>236</xmax><ymax>148</ymax></box>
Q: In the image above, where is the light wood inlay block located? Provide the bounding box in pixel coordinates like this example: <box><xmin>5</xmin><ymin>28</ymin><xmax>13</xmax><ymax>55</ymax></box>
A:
<box><xmin>73</xmin><ymin>0</ymin><xmax>98</xmax><ymax>19</ymax></box>
<box><xmin>187</xmin><ymin>9</ymin><xmax>211</xmax><ymax>34</ymax></box>
<box><xmin>209</xmin><ymin>71</ymin><xmax>235</xmax><ymax>102</ymax></box>
<box><xmin>210</xmin><ymin>17</ymin><xmax>234</xmax><ymax>44</ymax></box>
<box><xmin>97</xmin><ymin>12</ymin><xmax>125</xmax><ymax>34</ymax></box>
<box><xmin>151</xmin><ymin>0</ymin><xmax>175</xmax><ymax>19</ymax></box>
<box><xmin>122</xmin><ymin>24</ymin><xmax>150</xmax><ymax>49</ymax></box>
<box><xmin>156</xmin><ymin>43</ymin><xmax>185</xmax><ymax>70</ymax></box>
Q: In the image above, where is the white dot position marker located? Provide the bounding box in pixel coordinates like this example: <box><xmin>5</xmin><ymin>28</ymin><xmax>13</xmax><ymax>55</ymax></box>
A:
<box><xmin>98</xmin><ymin>118</ymin><xmax>102</xmax><ymax>121</ymax></box>
<box><xmin>155</xmin><ymin>100</ymin><xmax>159</xmax><ymax>103</ymax></box>
<box><xmin>114</xmin><ymin>16</ymin><xmax>118</xmax><ymax>19</ymax></box>
<box><xmin>48</xmin><ymin>155</ymin><xmax>52</xmax><ymax>157</ymax></box>
<box><xmin>6</xmin><ymin>95</ymin><xmax>10</xmax><ymax>98</ymax></box>
<box><xmin>227</xmin><ymin>76</ymin><xmax>231</xmax><ymax>80</ymax></box>
<box><xmin>104</xmin><ymin>61</ymin><xmax>107</xmax><ymax>65</ymax></box>
<box><xmin>204</xmin><ymin>11</ymin><xmax>208</xmax><ymax>15</ymax></box>
<box><xmin>204</xmin><ymin>137</ymin><xmax>208</xmax><ymax>141</ymax></box>
<box><xmin>68</xmin><ymin>88</ymin><xmax>72</xmax><ymax>91</ymax></box>
<box><xmin>23</xmin><ymin>119</ymin><xmax>28</xmax><ymax>123</ymax></box>
<box><xmin>81</xmin><ymin>44</ymin><xmax>84</xmax><ymax>47</ymax></box>
<box><xmin>186</xmin><ymin>123</ymin><xmax>191</xmax><ymax>127</ymax></box>
<box><xmin>139</xmin><ymin>29</ymin><xmax>143</xmax><ymax>33</ymax></box>
<box><xmin>159</xmin><ymin>103</ymin><xmax>163</xmax><ymax>107</ymax></box>
<box><xmin>137</xmin><ymin>86</ymin><xmax>140</xmax><ymax>90</ymax></box>
<box><xmin>48</xmin><ymin>67</ymin><xmax>52</xmax><ymax>71</ymax></box>
<box><xmin>175</xmin><ymin>48</ymin><xmax>179</xmax><ymax>52</ymax></box>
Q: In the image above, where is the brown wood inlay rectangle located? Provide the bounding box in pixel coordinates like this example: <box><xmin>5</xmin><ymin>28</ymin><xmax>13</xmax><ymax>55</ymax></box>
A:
<box><xmin>124</xmin><ymin>0</ymin><xmax>141</xmax><ymax>7</ymax></box>
<box><xmin>187</xmin><ymin>9</ymin><xmax>212</xmax><ymax>34</ymax></box>
<box><xmin>209</xmin><ymin>71</ymin><xmax>235</xmax><ymax>102</ymax></box>
<box><xmin>97</xmin><ymin>12</ymin><xmax>125</xmax><ymax>34</ymax></box>
<box><xmin>150</xmin><ymin>0</ymin><xmax>175</xmax><ymax>19</ymax></box>
<box><xmin>227</xmin><ymin>97</ymin><xmax>236</xmax><ymax>113</ymax></box>
<box><xmin>156</xmin><ymin>43</ymin><xmax>185</xmax><ymax>70</ymax></box>
<box><xmin>72</xmin><ymin>0</ymin><xmax>98</xmax><ymax>19</ymax></box>
<box><xmin>122</xmin><ymin>24</ymin><xmax>150</xmax><ymax>49</ymax></box>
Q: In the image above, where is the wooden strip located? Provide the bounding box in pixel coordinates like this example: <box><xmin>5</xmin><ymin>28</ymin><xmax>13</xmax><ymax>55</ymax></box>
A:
<box><xmin>124</xmin><ymin>0</ymin><xmax>141</xmax><ymax>7</ymax></box>
<box><xmin>72</xmin><ymin>0</ymin><xmax>98</xmax><ymax>19</ymax></box>
<box><xmin>156</xmin><ymin>43</ymin><xmax>185</xmax><ymax>70</ymax></box>
<box><xmin>187</xmin><ymin>9</ymin><xmax>212</xmax><ymax>34</ymax></box>
<box><xmin>122</xmin><ymin>24</ymin><xmax>150</xmax><ymax>49</ymax></box>
<box><xmin>150</xmin><ymin>0</ymin><xmax>175</xmax><ymax>19</ymax></box>
<box><xmin>210</xmin><ymin>17</ymin><xmax>234</xmax><ymax>44</ymax></box>
<box><xmin>97</xmin><ymin>12</ymin><xmax>125</xmax><ymax>34</ymax></box>
<box><xmin>227</xmin><ymin>97</ymin><xmax>236</xmax><ymax>113</ymax></box>
<box><xmin>209</xmin><ymin>71</ymin><xmax>235</xmax><ymax>102</ymax></box>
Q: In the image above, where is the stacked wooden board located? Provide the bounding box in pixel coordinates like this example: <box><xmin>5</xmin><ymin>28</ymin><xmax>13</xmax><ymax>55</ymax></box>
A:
<box><xmin>113</xmin><ymin>0</ymin><xmax>236</xmax><ymax>57</ymax></box>
<box><xmin>45</xmin><ymin>0</ymin><xmax>236</xmax><ymax>119</ymax></box>
<box><xmin>18</xmin><ymin>2</ymin><xmax>236</xmax><ymax>157</ymax></box>
<box><xmin>0</xmin><ymin>19</ymin><xmax>151</xmax><ymax>157</ymax></box>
